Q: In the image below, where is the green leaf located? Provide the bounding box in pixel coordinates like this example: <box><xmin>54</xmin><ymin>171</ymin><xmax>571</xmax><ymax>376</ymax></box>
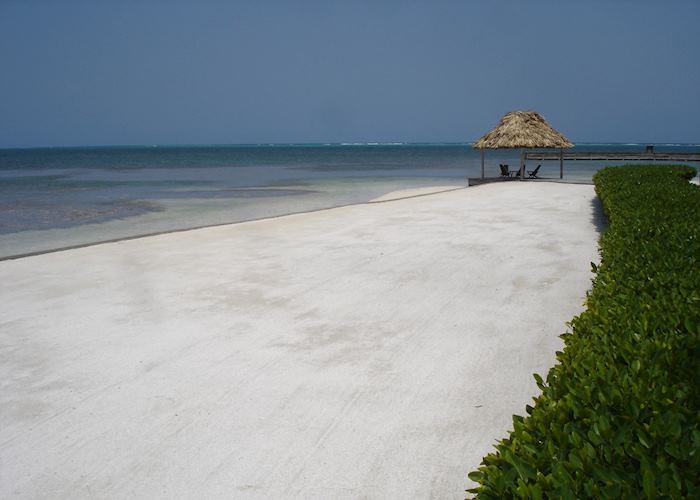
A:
<box><xmin>533</xmin><ymin>373</ymin><xmax>545</xmax><ymax>389</ymax></box>
<box><xmin>505</xmin><ymin>450</ymin><xmax>536</xmax><ymax>482</ymax></box>
<box><xmin>643</xmin><ymin>467</ymin><xmax>655</xmax><ymax>498</ymax></box>
<box><xmin>467</xmin><ymin>471</ymin><xmax>483</xmax><ymax>482</ymax></box>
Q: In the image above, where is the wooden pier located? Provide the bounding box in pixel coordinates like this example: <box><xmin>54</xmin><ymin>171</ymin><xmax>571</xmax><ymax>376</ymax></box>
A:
<box><xmin>524</xmin><ymin>151</ymin><xmax>700</xmax><ymax>162</ymax></box>
<box><xmin>469</xmin><ymin>149</ymin><xmax>699</xmax><ymax>186</ymax></box>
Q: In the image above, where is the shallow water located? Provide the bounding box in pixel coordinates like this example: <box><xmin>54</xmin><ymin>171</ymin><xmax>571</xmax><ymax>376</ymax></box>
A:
<box><xmin>1</xmin><ymin>143</ymin><xmax>697</xmax><ymax>258</ymax></box>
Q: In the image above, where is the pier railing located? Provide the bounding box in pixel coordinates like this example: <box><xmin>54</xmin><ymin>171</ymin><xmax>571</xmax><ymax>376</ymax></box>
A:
<box><xmin>525</xmin><ymin>151</ymin><xmax>700</xmax><ymax>162</ymax></box>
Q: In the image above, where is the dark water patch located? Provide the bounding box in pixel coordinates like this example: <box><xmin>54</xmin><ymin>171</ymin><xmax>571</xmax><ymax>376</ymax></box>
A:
<box><xmin>154</xmin><ymin>188</ymin><xmax>317</xmax><ymax>200</ymax></box>
<box><xmin>0</xmin><ymin>174</ymin><xmax>70</xmax><ymax>187</ymax></box>
<box><xmin>0</xmin><ymin>174</ymin><xmax>211</xmax><ymax>191</ymax></box>
<box><xmin>0</xmin><ymin>200</ymin><xmax>163</xmax><ymax>234</ymax></box>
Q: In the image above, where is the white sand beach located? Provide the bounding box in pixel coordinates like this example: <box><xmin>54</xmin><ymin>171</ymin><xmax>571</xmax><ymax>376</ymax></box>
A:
<box><xmin>0</xmin><ymin>182</ymin><xmax>600</xmax><ymax>499</ymax></box>
<box><xmin>368</xmin><ymin>185</ymin><xmax>464</xmax><ymax>202</ymax></box>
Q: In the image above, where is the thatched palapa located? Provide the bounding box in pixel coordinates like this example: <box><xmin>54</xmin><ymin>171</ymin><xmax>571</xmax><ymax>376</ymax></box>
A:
<box><xmin>473</xmin><ymin>111</ymin><xmax>573</xmax><ymax>179</ymax></box>
<box><xmin>473</xmin><ymin>111</ymin><xmax>573</xmax><ymax>149</ymax></box>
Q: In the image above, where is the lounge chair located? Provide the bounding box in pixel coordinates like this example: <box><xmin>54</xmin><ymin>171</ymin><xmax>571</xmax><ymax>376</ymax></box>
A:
<box><xmin>499</xmin><ymin>164</ymin><xmax>511</xmax><ymax>178</ymax></box>
<box><xmin>527</xmin><ymin>165</ymin><xmax>541</xmax><ymax>178</ymax></box>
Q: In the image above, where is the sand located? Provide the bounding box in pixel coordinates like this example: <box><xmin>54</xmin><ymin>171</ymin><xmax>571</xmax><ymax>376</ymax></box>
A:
<box><xmin>368</xmin><ymin>185</ymin><xmax>464</xmax><ymax>202</ymax></box>
<box><xmin>0</xmin><ymin>182</ymin><xmax>601</xmax><ymax>499</ymax></box>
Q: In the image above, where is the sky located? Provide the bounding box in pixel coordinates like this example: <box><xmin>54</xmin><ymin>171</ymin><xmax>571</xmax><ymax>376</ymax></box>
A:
<box><xmin>1</xmin><ymin>0</ymin><xmax>698</xmax><ymax>148</ymax></box>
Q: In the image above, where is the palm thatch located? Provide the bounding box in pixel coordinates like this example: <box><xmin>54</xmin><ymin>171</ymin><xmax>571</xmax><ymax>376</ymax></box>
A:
<box><xmin>473</xmin><ymin>111</ymin><xmax>573</xmax><ymax>149</ymax></box>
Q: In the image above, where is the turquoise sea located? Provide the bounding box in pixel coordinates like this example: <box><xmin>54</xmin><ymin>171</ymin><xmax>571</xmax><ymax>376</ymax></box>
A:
<box><xmin>1</xmin><ymin>143</ymin><xmax>698</xmax><ymax>258</ymax></box>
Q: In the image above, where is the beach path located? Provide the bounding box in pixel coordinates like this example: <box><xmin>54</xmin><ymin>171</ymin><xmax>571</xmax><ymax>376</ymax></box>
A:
<box><xmin>0</xmin><ymin>183</ymin><xmax>600</xmax><ymax>499</ymax></box>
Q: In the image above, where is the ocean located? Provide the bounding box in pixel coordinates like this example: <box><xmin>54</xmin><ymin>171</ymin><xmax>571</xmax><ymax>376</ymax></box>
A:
<box><xmin>1</xmin><ymin>143</ymin><xmax>698</xmax><ymax>259</ymax></box>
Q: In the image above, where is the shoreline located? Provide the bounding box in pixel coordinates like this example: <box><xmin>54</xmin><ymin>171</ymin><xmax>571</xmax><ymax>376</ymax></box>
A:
<box><xmin>0</xmin><ymin>185</ymin><xmax>465</xmax><ymax>262</ymax></box>
<box><xmin>0</xmin><ymin>180</ymin><xmax>598</xmax><ymax>262</ymax></box>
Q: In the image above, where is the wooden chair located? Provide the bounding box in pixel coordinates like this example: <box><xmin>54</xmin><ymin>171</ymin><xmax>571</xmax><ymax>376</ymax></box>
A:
<box><xmin>527</xmin><ymin>165</ymin><xmax>542</xmax><ymax>178</ymax></box>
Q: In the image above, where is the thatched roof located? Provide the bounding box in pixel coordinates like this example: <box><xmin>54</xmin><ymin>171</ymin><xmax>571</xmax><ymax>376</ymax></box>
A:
<box><xmin>473</xmin><ymin>111</ymin><xmax>573</xmax><ymax>149</ymax></box>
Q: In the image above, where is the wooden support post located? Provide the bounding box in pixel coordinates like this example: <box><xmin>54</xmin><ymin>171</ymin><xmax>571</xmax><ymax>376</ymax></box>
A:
<box><xmin>520</xmin><ymin>149</ymin><xmax>525</xmax><ymax>180</ymax></box>
<box><xmin>559</xmin><ymin>148</ymin><xmax>564</xmax><ymax>179</ymax></box>
<box><xmin>480</xmin><ymin>149</ymin><xmax>484</xmax><ymax>179</ymax></box>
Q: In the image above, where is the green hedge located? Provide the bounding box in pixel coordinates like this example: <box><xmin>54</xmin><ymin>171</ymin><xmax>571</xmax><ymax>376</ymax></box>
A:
<box><xmin>467</xmin><ymin>165</ymin><xmax>700</xmax><ymax>499</ymax></box>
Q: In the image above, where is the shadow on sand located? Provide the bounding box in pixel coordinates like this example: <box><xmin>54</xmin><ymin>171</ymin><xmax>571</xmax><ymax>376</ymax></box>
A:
<box><xmin>590</xmin><ymin>195</ymin><xmax>608</xmax><ymax>235</ymax></box>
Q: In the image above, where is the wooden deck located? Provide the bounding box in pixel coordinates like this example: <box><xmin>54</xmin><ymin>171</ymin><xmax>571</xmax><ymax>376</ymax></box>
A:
<box><xmin>524</xmin><ymin>151</ymin><xmax>700</xmax><ymax>162</ymax></box>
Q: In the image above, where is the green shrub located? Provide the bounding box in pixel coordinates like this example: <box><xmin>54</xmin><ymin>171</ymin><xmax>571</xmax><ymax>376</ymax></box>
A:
<box><xmin>467</xmin><ymin>165</ymin><xmax>700</xmax><ymax>499</ymax></box>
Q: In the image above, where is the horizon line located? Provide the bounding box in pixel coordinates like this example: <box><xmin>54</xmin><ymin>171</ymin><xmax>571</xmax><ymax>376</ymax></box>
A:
<box><xmin>3</xmin><ymin>141</ymin><xmax>699</xmax><ymax>151</ymax></box>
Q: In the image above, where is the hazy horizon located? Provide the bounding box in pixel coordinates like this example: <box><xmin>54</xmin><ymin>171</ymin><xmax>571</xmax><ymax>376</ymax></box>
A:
<box><xmin>4</xmin><ymin>140</ymin><xmax>700</xmax><ymax>151</ymax></box>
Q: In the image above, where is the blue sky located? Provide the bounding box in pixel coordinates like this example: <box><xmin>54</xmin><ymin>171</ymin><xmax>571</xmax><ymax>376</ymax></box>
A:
<box><xmin>1</xmin><ymin>0</ymin><xmax>698</xmax><ymax>147</ymax></box>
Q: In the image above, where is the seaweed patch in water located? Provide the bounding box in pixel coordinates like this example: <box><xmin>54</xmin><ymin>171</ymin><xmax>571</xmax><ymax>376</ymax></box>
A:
<box><xmin>154</xmin><ymin>187</ymin><xmax>317</xmax><ymax>199</ymax></box>
<box><xmin>0</xmin><ymin>200</ymin><xmax>164</xmax><ymax>234</ymax></box>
